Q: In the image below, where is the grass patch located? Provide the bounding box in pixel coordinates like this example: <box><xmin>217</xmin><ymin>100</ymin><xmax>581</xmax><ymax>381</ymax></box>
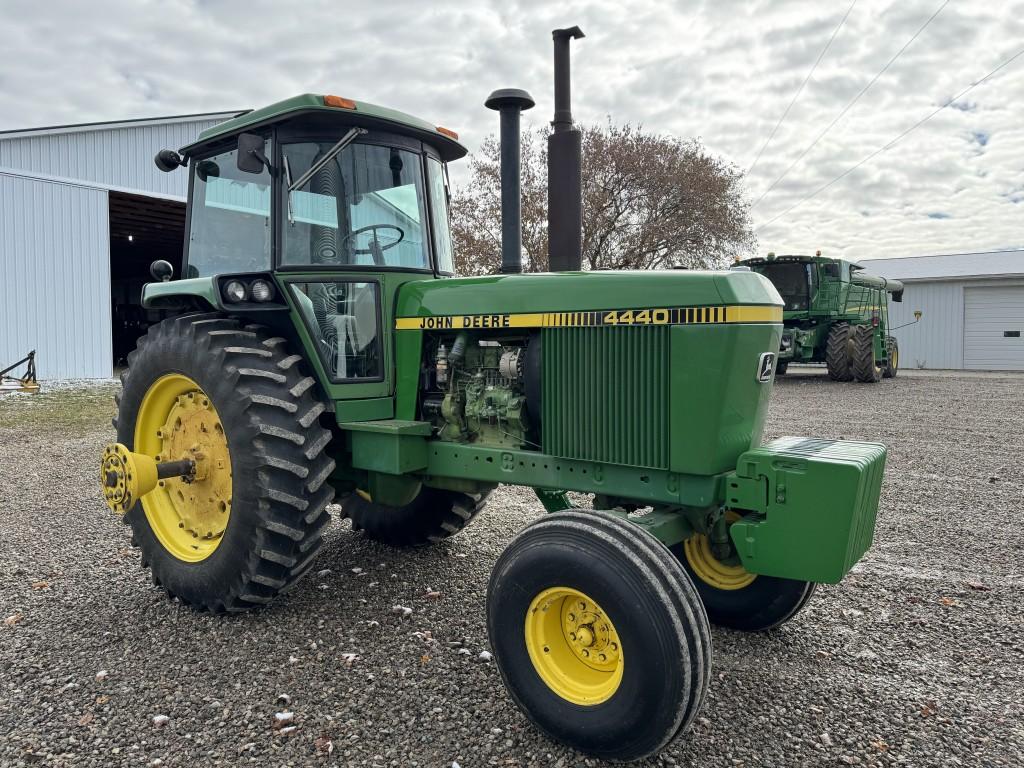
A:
<box><xmin>0</xmin><ymin>383</ymin><xmax>118</xmax><ymax>435</ymax></box>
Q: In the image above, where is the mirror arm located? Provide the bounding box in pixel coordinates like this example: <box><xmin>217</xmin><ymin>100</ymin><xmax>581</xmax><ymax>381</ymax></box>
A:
<box><xmin>251</xmin><ymin>147</ymin><xmax>272</xmax><ymax>172</ymax></box>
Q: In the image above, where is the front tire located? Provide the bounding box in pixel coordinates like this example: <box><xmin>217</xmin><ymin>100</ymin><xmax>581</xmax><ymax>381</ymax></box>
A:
<box><xmin>343</xmin><ymin>486</ymin><xmax>490</xmax><ymax>546</ymax></box>
<box><xmin>851</xmin><ymin>324</ymin><xmax>883</xmax><ymax>383</ymax></box>
<box><xmin>487</xmin><ymin>511</ymin><xmax>711</xmax><ymax>761</ymax></box>
<box><xmin>775</xmin><ymin>361</ymin><xmax>788</xmax><ymax>376</ymax></box>
<box><xmin>115</xmin><ymin>313</ymin><xmax>335</xmax><ymax>612</ymax></box>
<box><xmin>674</xmin><ymin>531</ymin><xmax>815</xmax><ymax>632</ymax></box>
<box><xmin>826</xmin><ymin>322</ymin><xmax>853</xmax><ymax>381</ymax></box>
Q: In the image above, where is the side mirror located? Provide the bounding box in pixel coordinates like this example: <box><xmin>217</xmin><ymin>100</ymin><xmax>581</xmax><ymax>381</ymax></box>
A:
<box><xmin>154</xmin><ymin>149</ymin><xmax>184</xmax><ymax>173</ymax></box>
<box><xmin>150</xmin><ymin>260</ymin><xmax>174</xmax><ymax>282</ymax></box>
<box><xmin>237</xmin><ymin>132</ymin><xmax>269</xmax><ymax>174</ymax></box>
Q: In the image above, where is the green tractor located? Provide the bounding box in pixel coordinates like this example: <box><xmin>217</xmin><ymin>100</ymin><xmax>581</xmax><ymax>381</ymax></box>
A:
<box><xmin>739</xmin><ymin>252</ymin><xmax>904</xmax><ymax>382</ymax></box>
<box><xmin>99</xmin><ymin>30</ymin><xmax>887</xmax><ymax>762</ymax></box>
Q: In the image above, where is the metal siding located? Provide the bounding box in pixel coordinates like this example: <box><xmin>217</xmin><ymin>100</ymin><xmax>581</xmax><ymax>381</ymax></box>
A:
<box><xmin>1</xmin><ymin>174</ymin><xmax>111</xmax><ymax>379</ymax></box>
<box><xmin>0</xmin><ymin>118</ymin><xmax>226</xmax><ymax>198</ymax></box>
<box><xmin>886</xmin><ymin>281</ymin><xmax>964</xmax><ymax>369</ymax></box>
<box><xmin>963</xmin><ymin>285</ymin><xmax>1024</xmax><ymax>370</ymax></box>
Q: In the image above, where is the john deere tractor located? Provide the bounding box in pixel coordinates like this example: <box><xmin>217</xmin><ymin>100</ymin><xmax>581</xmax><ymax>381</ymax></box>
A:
<box><xmin>739</xmin><ymin>252</ymin><xmax>904</xmax><ymax>382</ymax></box>
<box><xmin>99</xmin><ymin>30</ymin><xmax>887</xmax><ymax>761</ymax></box>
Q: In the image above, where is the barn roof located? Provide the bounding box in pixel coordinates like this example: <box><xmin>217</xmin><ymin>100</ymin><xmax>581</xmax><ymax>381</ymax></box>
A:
<box><xmin>860</xmin><ymin>250</ymin><xmax>1024</xmax><ymax>281</ymax></box>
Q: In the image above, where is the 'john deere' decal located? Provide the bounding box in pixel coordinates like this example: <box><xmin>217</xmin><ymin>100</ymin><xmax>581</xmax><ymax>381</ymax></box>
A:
<box><xmin>396</xmin><ymin>304</ymin><xmax>782</xmax><ymax>330</ymax></box>
<box><xmin>757</xmin><ymin>352</ymin><xmax>776</xmax><ymax>382</ymax></box>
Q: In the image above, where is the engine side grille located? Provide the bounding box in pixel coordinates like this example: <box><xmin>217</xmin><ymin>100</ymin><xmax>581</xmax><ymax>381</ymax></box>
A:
<box><xmin>541</xmin><ymin>325</ymin><xmax>670</xmax><ymax>469</ymax></box>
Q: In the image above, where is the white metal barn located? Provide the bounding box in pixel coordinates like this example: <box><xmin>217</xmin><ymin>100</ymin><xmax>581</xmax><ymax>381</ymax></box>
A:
<box><xmin>0</xmin><ymin>111</ymin><xmax>241</xmax><ymax>379</ymax></box>
<box><xmin>864</xmin><ymin>251</ymin><xmax>1024</xmax><ymax>371</ymax></box>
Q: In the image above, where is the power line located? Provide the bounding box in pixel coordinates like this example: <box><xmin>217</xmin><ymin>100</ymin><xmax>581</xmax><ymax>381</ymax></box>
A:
<box><xmin>744</xmin><ymin>0</ymin><xmax>858</xmax><ymax>179</ymax></box>
<box><xmin>750</xmin><ymin>0</ymin><xmax>950</xmax><ymax>210</ymax></box>
<box><xmin>755</xmin><ymin>46</ymin><xmax>1024</xmax><ymax>234</ymax></box>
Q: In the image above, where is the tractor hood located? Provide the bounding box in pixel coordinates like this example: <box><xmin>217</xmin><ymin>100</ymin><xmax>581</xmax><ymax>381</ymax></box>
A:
<box><xmin>394</xmin><ymin>270</ymin><xmax>783</xmax><ymax>329</ymax></box>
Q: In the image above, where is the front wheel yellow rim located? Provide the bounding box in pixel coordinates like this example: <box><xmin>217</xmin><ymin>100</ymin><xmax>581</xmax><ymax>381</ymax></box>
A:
<box><xmin>134</xmin><ymin>374</ymin><xmax>232</xmax><ymax>562</ymax></box>
<box><xmin>683</xmin><ymin>532</ymin><xmax>756</xmax><ymax>590</ymax></box>
<box><xmin>524</xmin><ymin>587</ymin><xmax>624</xmax><ymax>706</ymax></box>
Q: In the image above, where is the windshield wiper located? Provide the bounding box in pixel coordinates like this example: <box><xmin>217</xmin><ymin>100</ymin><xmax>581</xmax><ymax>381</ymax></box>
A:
<box><xmin>288</xmin><ymin>127</ymin><xmax>367</xmax><ymax>193</ymax></box>
<box><xmin>283</xmin><ymin>155</ymin><xmax>295</xmax><ymax>224</ymax></box>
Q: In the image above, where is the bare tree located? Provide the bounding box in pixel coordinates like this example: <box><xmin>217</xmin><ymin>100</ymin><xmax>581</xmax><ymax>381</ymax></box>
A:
<box><xmin>451</xmin><ymin>122</ymin><xmax>755</xmax><ymax>276</ymax></box>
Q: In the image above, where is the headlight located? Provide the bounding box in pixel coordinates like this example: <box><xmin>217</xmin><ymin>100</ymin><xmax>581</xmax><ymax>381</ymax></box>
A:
<box><xmin>250</xmin><ymin>279</ymin><xmax>275</xmax><ymax>302</ymax></box>
<box><xmin>223</xmin><ymin>280</ymin><xmax>248</xmax><ymax>303</ymax></box>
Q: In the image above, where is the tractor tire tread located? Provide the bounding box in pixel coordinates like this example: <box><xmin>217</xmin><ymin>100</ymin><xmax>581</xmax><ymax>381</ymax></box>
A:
<box><xmin>343</xmin><ymin>487</ymin><xmax>492</xmax><ymax>547</ymax></box>
<box><xmin>826</xmin><ymin>322</ymin><xmax>853</xmax><ymax>381</ymax></box>
<box><xmin>117</xmin><ymin>312</ymin><xmax>335</xmax><ymax>614</ymax></box>
<box><xmin>851</xmin><ymin>324</ymin><xmax>883</xmax><ymax>383</ymax></box>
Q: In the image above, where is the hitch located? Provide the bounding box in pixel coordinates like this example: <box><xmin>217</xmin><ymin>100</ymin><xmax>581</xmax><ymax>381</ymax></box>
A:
<box><xmin>0</xmin><ymin>350</ymin><xmax>39</xmax><ymax>394</ymax></box>
<box><xmin>100</xmin><ymin>443</ymin><xmax>195</xmax><ymax>514</ymax></box>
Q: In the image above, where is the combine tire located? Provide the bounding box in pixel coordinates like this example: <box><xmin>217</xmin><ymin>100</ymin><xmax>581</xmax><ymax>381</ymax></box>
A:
<box><xmin>115</xmin><ymin>313</ymin><xmax>335</xmax><ymax>613</ymax></box>
<box><xmin>825</xmin><ymin>322</ymin><xmax>853</xmax><ymax>381</ymax></box>
<box><xmin>488</xmin><ymin>510</ymin><xmax>711</xmax><ymax>761</ymax></box>
<box><xmin>675</xmin><ymin>528</ymin><xmax>815</xmax><ymax>632</ymax></box>
<box><xmin>851</xmin><ymin>324</ymin><xmax>883</xmax><ymax>383</ymax></box>
<box><xmin>344</xmin><ymin>487</ymin><xmax>490</xmax><ymax>546</ymax></box>
<box><xmin>883</xmin><ymin>336</ymin><xmax>899</xmax><ymax>378</ymax></box>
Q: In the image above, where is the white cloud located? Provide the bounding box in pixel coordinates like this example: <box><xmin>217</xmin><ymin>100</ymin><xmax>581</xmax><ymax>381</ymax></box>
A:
<box><xmin>1</xmin><ymin>0</ymin><xmax>1022</xmax><ymax>260</ymax></box>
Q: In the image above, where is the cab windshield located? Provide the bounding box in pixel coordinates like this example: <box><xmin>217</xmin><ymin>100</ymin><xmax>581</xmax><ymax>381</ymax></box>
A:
<box><xmin>281</xmin><ymin>142</ymin><xmax>431</xmax><ymax>269</ymax></box>
<box><xmin>755</xmin><ymin>262</ymin><xmax>813</xmax><ymax>311</ymax></box>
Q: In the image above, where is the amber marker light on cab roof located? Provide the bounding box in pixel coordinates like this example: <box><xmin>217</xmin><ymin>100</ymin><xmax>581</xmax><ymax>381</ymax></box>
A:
<box><xmin>436</xmin><ymin>126</ymin><xmax>459</xmax><ymax>140</ymax></box>
<box><xmin>324</xmin><ymin>95</ymin><xmax>357</xmax><ymax>109</ymax></box>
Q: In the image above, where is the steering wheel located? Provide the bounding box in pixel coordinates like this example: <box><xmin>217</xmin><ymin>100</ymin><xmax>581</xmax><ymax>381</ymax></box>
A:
<box><xmin>340</xmin><ymin>224</ymin><xmax>405</xmax><ymax>266</ymax></box>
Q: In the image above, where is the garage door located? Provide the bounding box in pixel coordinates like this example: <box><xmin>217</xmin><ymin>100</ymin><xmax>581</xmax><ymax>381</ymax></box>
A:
<box><xmin>964</xmin><ymin>286</ymin><xmax>1024</xmax><ymax>370</ymax></box>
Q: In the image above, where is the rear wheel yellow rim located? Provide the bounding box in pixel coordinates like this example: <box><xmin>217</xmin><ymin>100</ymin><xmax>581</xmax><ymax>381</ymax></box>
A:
<box><xmin>134</xmin><ymin>374</ymin><xmax>232</xmax><ymax>562</ymax></box>
<box><xmin>524</xmin><ymin>587</ymin><xmax>623</xmax><ymax>705</ymax></box>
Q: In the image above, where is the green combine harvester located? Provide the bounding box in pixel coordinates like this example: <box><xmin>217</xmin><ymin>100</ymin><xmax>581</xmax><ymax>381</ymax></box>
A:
<box><xmin>99</xmin><ymin>29</ymin><xmax>887</xmax><ymax>761</ymax></box>
<box><xmin>739</xmin><ymin>252</ymin><xmax>904</xmax><ymax>382</ymax></box>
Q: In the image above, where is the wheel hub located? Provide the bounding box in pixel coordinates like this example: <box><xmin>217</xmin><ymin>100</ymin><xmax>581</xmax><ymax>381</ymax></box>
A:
<box><xmin>133</xmin><ymin>374</ymin><xmax>233</xmax><ymax>562</ymax></box>
<box><xmin>158</xmin><ymin>391</ymin><xmax>231</xmax><ymax>540</ymax></box>
<box><xmin>524</xmin><ymin>586</ymin><xmax>624</xmax><ymax>705</ymax></box>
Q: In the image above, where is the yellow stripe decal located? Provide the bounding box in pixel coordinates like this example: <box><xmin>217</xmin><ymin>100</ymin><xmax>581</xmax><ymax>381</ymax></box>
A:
<box><xmin>396</xmin><ymin>305</ymin><xmax>782</xmax><ymax>330</ymax></box>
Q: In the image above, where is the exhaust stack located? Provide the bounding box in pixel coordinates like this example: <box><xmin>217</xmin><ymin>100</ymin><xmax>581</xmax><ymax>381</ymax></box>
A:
<box><xmin>485</xmin><ymin>88</ymin><xmax>536</xmax><ymax>274</ymax></box>
<box><xmin>547</xmin><ymin>25</ymin><xmax>585</xmax><ymax>272</ymax></box>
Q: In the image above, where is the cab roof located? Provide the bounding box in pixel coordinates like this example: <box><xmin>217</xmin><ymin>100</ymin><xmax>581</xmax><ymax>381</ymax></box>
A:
<box><xmin>741</xmin><ymin>254</ymin><xmax>865</xmax><ymax>269</ymax></box>
<box><xmin>179</xmin><ymin>93</ymin><xmax>468</xmax><ymax>162</ymax></box>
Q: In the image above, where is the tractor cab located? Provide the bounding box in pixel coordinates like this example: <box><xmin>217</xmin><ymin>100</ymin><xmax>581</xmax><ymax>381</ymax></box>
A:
<box><xmin>147</xmin><ymin>94</ymin><xmax>468</xmax><ymax>405</ymax></box>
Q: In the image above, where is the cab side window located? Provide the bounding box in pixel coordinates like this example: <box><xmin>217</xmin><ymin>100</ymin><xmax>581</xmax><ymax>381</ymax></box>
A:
<box><xmin>292</xmin><ymin>281</ymin><xmax>382</xmax><ymax>381</ymax></box>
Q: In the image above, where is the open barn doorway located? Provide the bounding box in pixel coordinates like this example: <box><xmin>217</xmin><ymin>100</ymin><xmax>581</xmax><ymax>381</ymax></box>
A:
<box><xmin>108</xmin><ymin>191</ymin><xmax>186</xmax><ymax>367</ymax></box>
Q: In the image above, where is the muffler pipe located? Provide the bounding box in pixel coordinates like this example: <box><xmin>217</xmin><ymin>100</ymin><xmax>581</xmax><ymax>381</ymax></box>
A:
<box><xmin>485</xmin><ymin>88</ymin><xmax>535</xmax><ymax>274</ymax></box>
<box><xmin>548</xmin><ymin>25</ymin><xmax>585</xmax><ymax>272</ymax></box>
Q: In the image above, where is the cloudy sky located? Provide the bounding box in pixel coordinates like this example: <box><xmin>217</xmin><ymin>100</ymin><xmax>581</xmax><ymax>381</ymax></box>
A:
<box><xmin>2</xmin><ymin>0</ymin><xmax>1022</xmax><ymax>261</ymax></box>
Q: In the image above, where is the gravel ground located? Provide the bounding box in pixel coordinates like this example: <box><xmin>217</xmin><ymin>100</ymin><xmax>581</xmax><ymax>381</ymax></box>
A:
<box><xmin>1</xmin><ymin>370</ymin><xmax>1023</xmax><ymax>767</ymax></box>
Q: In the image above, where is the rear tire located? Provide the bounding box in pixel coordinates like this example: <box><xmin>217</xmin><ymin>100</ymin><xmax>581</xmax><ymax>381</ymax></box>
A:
<box><xmin>826</xmin><ymin>322</ymin><xmax>853</xmax><ymax>381</ymax></box>
<box><xmin>851</xmin><ymin>324</ymin><xmax>883</xmax><ymax>383</ymax></box>
<box><xmin>115</xmin><ymin>313</ymin><xmax>335</xmax><ymax>613</ymax></box>
<box><xmin>344</xmin><ymin>486</ymin><xmax>490</xmax><ymax>546</ymax></box>
<box><xmin>883</xmin><ymin>336</ymin><xmax>898</xmax><ymax>378</ymax></box>
<box><xmin>487</xmin><ymin>510</ymin><xmax>711</xmax><ymax>761</ymax></box>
